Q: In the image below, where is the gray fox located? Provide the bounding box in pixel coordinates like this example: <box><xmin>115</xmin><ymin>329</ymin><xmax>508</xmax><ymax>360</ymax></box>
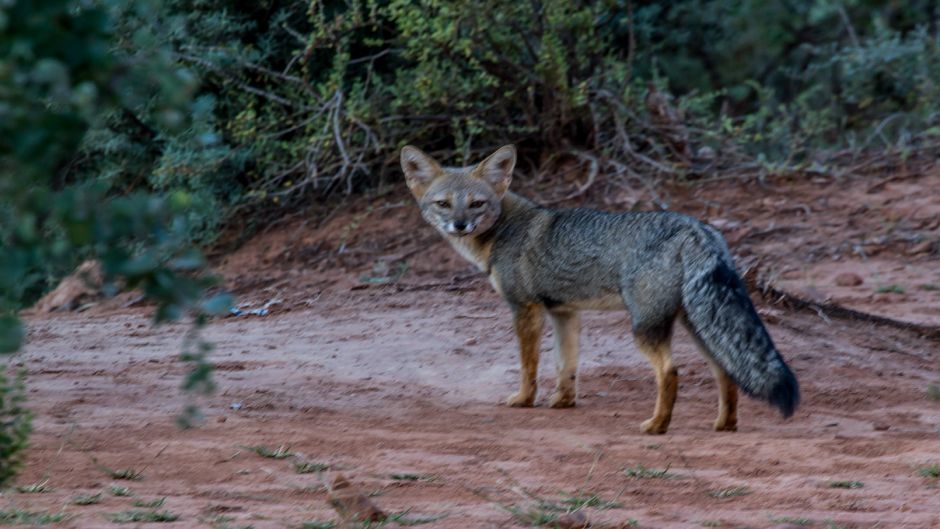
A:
<box><xmin>401</xmin><ymin>144</ymin><xmax>798</xmax><ymax>434</ymax></box>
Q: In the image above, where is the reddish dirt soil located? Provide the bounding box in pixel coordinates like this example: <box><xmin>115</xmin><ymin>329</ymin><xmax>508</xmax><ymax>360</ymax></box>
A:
<box><xmin>11</xmin><ymin>169</ymin><xmax>940</xmax><ymax>528</ymax></box>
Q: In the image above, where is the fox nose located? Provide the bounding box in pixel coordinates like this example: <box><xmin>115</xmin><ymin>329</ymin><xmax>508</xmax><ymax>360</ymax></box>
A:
<box><xmin>453</xmin><ymin>220</ymin><xmax>468</xmax><ymax>232</ymax></box>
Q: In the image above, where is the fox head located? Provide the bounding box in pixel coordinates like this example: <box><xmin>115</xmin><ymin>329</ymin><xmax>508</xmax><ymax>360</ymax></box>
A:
<box><xmin>400</xmin><ymin>145</ymin><xmax>516</xmax><ymax>237</ymax></box>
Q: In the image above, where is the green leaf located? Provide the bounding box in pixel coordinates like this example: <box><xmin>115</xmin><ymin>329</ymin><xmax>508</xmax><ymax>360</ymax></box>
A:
<box><xmin>0</xmin><ymin>316</ymin><xmax>24</xmax><ymax>354</ymax></box>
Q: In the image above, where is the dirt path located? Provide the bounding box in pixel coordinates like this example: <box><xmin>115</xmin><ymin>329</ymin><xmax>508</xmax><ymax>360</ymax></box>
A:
<box><xmin>14</xmin><ymin>280</ymin><xmax>940</xmax><ymax>528</ymax></box>
<box><xmin>10</xmin><ymin>170</ymin><xmax>940</xmax><ymax>528</ymax></box>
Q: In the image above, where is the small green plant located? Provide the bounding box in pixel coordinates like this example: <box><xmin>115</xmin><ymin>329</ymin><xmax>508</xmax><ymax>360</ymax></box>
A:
<box><xmin>0</xmin><ymin>509</ymin><xmax>68</xmax><ymax>524</ymax></box>
<box><xmin>73</xmin><ymin>492</ymin><xmax>103</xmax><ymax>505</ymax></box>
<box><xmin>557</xmin><ymin>493</ymin><xmax>623</xmax><ymax>510</ymax></box>
<box><xmin>0</xmin><ymin>371</ymin><xmax>32</xmax><ymax>489</ymax></box>
<box><xmin>16</xmin><ymin>479</ymin><xmax>52</xmax><ymax>493</ymax></box>
<box><xmin>207</xmin><ymin>514</ymin><xmax>254</xmax><ymax>529</ymax></box>
<box><xmin>247</xmin><ymin>445</ymin><xmax>292</xmax><ymax>459</ymax></box>
<box><xmin>769</xmin><ymin>515</ymin><xmax>813</xmax><ymax>526</ymax></box>
<box><xmin>109</xmin><ymin>485</ymin><xmax>134</xmax><ymax>497</ymax></box>
<box><xmin>107</xmin><ymin>509</ymin><xmax>180</xmax><ymax>523</ymax></box>
<box><xmin>917</xmin><ymin>284</ymin><xmax>940</xmax><ymax>291</ymax></box>
<box><xmin>131</xmin><ymin>497</ymin><xmax>165</xmax><ymax>508</ymax></box>
<box><xmin>624</xmin><ymin>463</ymin><xmax>674</xmax><ymax>479</ymax></box>
<box><xmin>876</xmin><ymin>284</ymin><xmax>905</xmax><ymax>294</ymax></box>
<box><xmin>701</xmin><ymin>521</ymin><xmax>725</xmax><ymax>528</ymax></box>
<box><xmin>95</xmin><ymin>460</ymin><xmax>143</xmax><ymax>480</ymax></box>
<box><xmin>506</xmin><ymin>504</ymin><xmax>560</xmax><ymax>527</ymax></box>
<box><xmin>709</xmin><ymin>486</ymin><xmax>750</xmax><ymax>498</ymax></box>
<box><xmin>917</xmin><ymin>464</ymin><xmax>940</xmax><ymax>478</ymax></box>
<box><xmin>293</xmin><ymin>460</ymin><xmax>330</xmax><ymax>474</ymax></box>
<box><xmin>927</xmin><ymin>384</ymin><xmax>940</xmax><ymax>402</ymax></box>
<box><xmin>300</xmin><ymin>522</ymin><xmax>337</xmax><ymax>529</ymax></box>
<box><xmin>386</xmin><ymin>511</ymin><xmax>448</xmax><ymax>526</ymax></box>
<box><xmin>388</xmin><ymin>473</ymin><xmax>435</xmax><ymax>482</ymax></box>
<box><xmin>829</xmin><ymin>480</ymin><xmax>864</xmax><ymax>489</ymax></box>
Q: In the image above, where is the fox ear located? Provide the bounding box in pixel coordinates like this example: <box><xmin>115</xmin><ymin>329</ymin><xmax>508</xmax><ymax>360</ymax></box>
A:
<box><xmin>400</xmin><ymin>145</ymin><xmax>442</xmax><ymax>197</ymax></box>
<box><xmin>474</xmin><ymin>144</ymin><xmax>516</xmax><ymax>196</ymax></box>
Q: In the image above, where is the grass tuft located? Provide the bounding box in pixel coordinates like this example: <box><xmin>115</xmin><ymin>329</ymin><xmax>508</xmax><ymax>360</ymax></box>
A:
<box><xmin>875</xmin><ymin>284</ymin><xmax>905</xmax><ymax>294</ymax></box>
<box><xmin>709</xmin><ymin>486</ymin><xmax>750</xmax><ymax>498</ymax></box>
<box><xmin>109</xmin><ymin>485</ymin><xmax>133</xmax><ymax>496</ymax></box>
<box><xmin>299</xmin><ymin>522</ymin><xmax>336</xmax><ymax>529</ymax></box>
<box><xmin>917</xmin><ymin>464</ymin><xmax>940</xmax><ymax>478</ymax></box>
<box><xmin>96</xmin><ymin>462</ymin><xmax>143</xmax><ymax>480</ymax></box>
<box><xmin>829</xmin><ymin>480</ymin><xmax>864</xmax><ymax>489</ymax></box>
<box><xmin>0</xmin><ymin>509</ymin><xmax>68</xmax><ymax>524</ymax></box>
<box><xmin>131</xmin><ymin>497</ymin><xmax>165</xmax><ymax>508</ymax></box>
<box><xmin>72</xmin><ymin>492</ymin><xmax>102</xmax><ymax>505</ymax></box>
<box><xmin>624</xmin><ymin>463</ymin><xmax>675</xmax><ymax>479</ymax></box>
<box><xmin>769</xmin><ymin>515</ymin><xmax>813</xmax><ymax>526</ymax></box>
<box><xmin>246</xmin><ymin>445</ymin><xmax>292</xmax><ymax>459</ymax></box>
<box><xmin>927</xmin><ymin>384</ymin><xmax>940</xmax><ymax>402</ymax></box>
<box><xmin>106</xmin><ymin>509</ymin><xmax>180</xmax><ymax>523</ymax></box>
<box><xmin>556</xmin><ymin>493</ymin><xmax>623</xmax><ymax>510</ymax></box>
<box><xmin>293</xmin><ymin>460</ymin><xmax>330</xmax><ymax>474</ymax></box>
<box><xmin>16</xmin><ymin>479</ymin><xmax>52</xmax><ymax>493</ymax></box>
<box><xmin>388</xmin><ymin>473</ymin><xmax>435</xmax><ymax>482</ymax></box>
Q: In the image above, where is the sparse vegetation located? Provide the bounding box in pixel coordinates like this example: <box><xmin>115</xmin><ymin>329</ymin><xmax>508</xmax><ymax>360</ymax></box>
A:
<box><xmin>247</xmin><ymin>445</ymin><xmax>292</xmax><ymax>459</ymax></box>
<box><xmin>131</xmin><ymin>497</ymin><xmax>166</xmax><ymax>508</ymax></box>
<box><xmin>106</xmin><ymin>509</ymin><xmax>180</xmax><ymax>523</ymax></box>
<box><xmin>829</xmin><ymin>480</ymin><xmax>864</xmax><ymax>489</ymax></box>
<box><xmin>0</xmin><ymin>509</ymin><xmax>68</xmax><ymax>524</ymax></box>
<box><xmin>927</xmin><ymin>384</ymin><xmax>940</xmax><ymax>402</ymax></box>
<box><xmin>299</xmin><ymin>522</ymin><xmax>337</xmax><ymax>529</ymax></box>
<box><xmin>72</xmin><ymin>492</ymin><xmax>103</xmax><ymax>505</ymax></box>
<box><xmin>388</xmin><ymin>473</ymin><xmax>435</xmax><ymax>482</ymax></box>
<box><xmin>557</xmin><ymin>493</ymin><xmax>623</xmax><ymax>511</ymax></box>
<box><xmin>709</xmin><ymin>486</ymin><xmax>750</xmax><ymax>498</ymax></box>
<box><xmin>16</xmin><ymin>479</ymin><xmax>51</xmax><ymax>493</ymax></box>
<box><xmin>624</xmin><ymin>464</ymin><xmax>675</xmax><ymax>479</ymax></box>
<box><xmin>769</xmin><ymin>515</ymin><xmax>813</xmax><ymax>526</ymax></box>
<box><xmin>95</xmin><ymin>459</ymin><xmax>144</xmax><ymax>480</ymax></box>
<box><xmin>109</xmin><ymin>485</ymin><xmax>134</xmax><ymax>497</ymax></box>
<box><xmin>875</xmin><ymin>284</ymin><xmax>905</xmax><ymax>294</ymax></box>
<box><xmin>916</xmin><ymin>464</ymin><xmax>940</xmax><ymax>478</ymax></box>
<box><xmin>293</xmin><ymin>460</ymin><xmax>330</xmax><ymax>474</ymax></box>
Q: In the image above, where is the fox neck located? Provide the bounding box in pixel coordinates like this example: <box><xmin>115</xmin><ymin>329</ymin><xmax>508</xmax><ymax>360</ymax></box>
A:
<box><xmin>441</xmin><ymin>191</ymin><xmax>535</xmax><ymax>273</ymax></box>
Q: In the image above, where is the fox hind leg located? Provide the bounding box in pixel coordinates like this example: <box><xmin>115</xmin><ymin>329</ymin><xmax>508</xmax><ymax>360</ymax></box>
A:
<box><xmin>634</xmin><ymin>322</ymin><xmax>678</xmax><ymax>435</ymax></box>
<box><xmin>506</xmin><ymin>303</ymin><xmax>544</xmax><ymax>407</ymax></box>
<box><xmin>705</xmin><ymin>357</ymin><xmax>738</xmax><ymax>431</ymax></box>
<box><xmin>548</xmin><ymin>309</ymin><xmax>580</xmax><ymax>408</ymax></box>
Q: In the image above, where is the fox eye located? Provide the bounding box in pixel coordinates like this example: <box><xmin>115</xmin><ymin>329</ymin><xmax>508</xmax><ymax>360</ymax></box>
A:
<box><xmin>469</xmin><ymin>200</ymin><xmax>486</xmax><ymax>209</ymax></box>
<box><xmin>434</xmin><ymin>200</ymin><xmax>451</xmax><ymax>209</ymax></box>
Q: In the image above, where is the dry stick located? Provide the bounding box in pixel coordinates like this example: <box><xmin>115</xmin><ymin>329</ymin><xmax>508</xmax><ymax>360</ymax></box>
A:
<box><xmin>754</xmin><ymin>281</ymin><xmax>940</xmax><ymax>342</ymax></box>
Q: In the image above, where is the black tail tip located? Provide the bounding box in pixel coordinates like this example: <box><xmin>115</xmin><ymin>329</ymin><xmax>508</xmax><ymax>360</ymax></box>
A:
<box><xmin>769</xmin><ymin>366</ymin><xmax>800</xmax><ymax>419</ymax></box>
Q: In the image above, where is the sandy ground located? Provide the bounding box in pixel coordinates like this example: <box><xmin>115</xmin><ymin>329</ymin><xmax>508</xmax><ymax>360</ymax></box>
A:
<box><xmin>8</xmin><ymin>169</ymin><xmax>940</xmax><ymax>528</ymax></box>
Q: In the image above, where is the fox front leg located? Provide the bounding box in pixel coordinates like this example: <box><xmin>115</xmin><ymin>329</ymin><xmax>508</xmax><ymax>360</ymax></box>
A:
<box><xmin>548</xmin><ymin>309</ymin><xmax>580</xmax><ymax>408</ymax></box>
<box><xmin>506</xmin><ymin>303</ymin><xmax>544</xmax><ymax>407</ymax></box>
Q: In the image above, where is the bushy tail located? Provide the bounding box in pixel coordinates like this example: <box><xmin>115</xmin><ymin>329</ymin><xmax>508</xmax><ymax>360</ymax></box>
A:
<box><xmin>681</xmin><ymin>257</ymin><xmax>799</xmax><ymax>418</ymax></box>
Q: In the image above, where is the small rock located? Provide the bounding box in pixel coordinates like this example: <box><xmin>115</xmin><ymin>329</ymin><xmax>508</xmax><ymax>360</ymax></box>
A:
<box><xmin>834</xmin><ymin>272</ymin><xmax>864</xmax><ymax>287</ymax></box>
<box><xmin>327</xmin><ymin>474</ymin><xmax>385</xmax><ymax>523</ymax></box>
<box><xmin>873</xmin><ymin>423</ymin><xmax>890</xmax><ymax>431</ymax></box>
<box><xmin>554</xmin><ymin>511</ymin><xmax>589</xmax><ymax>529</ymax></box>
<box><xmin>464</xmin><ymin>337</ymin><xmax>478</xmax><ymax>346</ymax></box>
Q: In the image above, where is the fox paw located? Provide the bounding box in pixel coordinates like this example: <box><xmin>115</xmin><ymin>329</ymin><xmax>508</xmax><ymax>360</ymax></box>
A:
<box><xmin>640</xmin><ymin>417</ymin><xmax>670</xmax><ymax>435</ymax></box>
<box><xmin>713</xmin><ymin>418</ymin><xmax>737</xmax><ymax>432</ymax></box>
<box><xmin>548</xmin><ymin>391</ymin><xmax>576</xmax><ymax>408</ymax></box>
<box><xmin>506</xmin><ymin>391</ymin><xmax>536</xmax><ymax>407</ymax></box>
